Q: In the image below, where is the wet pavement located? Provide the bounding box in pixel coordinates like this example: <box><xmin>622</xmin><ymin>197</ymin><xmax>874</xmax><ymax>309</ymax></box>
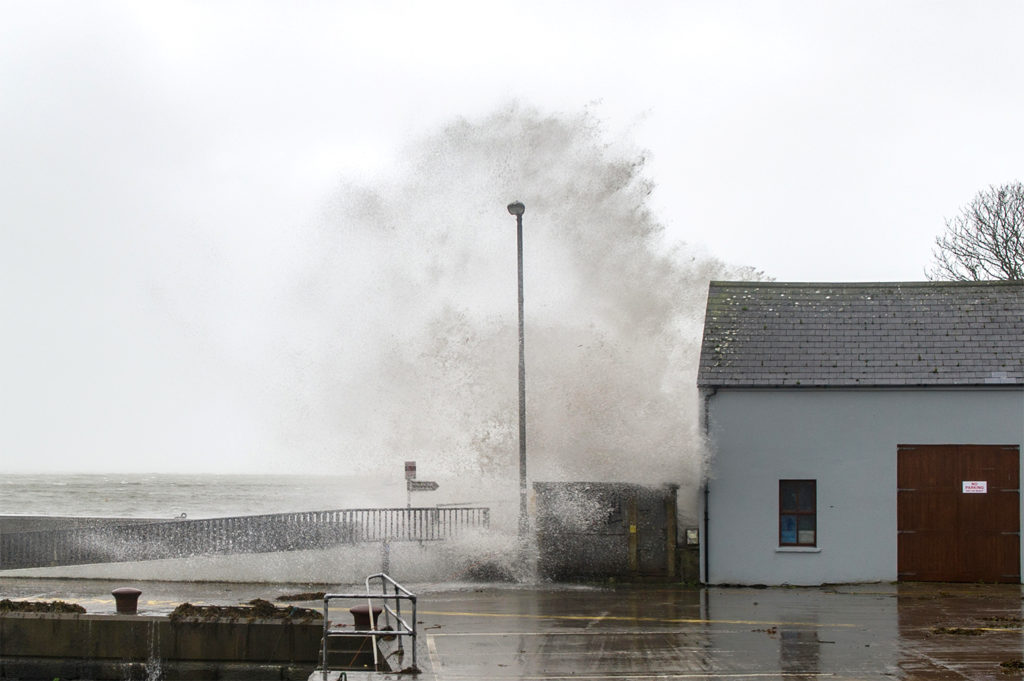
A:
<box><xmin>3</xmin><ymin>577</ymin><xmax>1024</xmax><ymax>679</ymax></box>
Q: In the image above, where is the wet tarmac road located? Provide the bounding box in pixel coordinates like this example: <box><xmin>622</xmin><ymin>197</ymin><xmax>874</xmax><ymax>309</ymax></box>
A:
<box><xmin>3</xmin><ymin>577</ymin><xmax>1024</xmax><ymax>680</ymax></box>
<box><xmin>415</xmin><ymin>583</ymin><xmax>1024</xmax><ymax>680</ymax></box>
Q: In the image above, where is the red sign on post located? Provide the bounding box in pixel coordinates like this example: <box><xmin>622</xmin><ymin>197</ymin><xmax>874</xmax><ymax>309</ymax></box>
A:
<box><xmin>405</xmin><ymin>461</ymin><xmax>416</xmax><ymax>480</ymax></box>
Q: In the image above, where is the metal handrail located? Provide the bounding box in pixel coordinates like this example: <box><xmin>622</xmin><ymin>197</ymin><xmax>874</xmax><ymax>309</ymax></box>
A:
<box><xmin>320</xmin><ymin>573</ymin><xmax>417</xmax><ymax>678</ymax></box>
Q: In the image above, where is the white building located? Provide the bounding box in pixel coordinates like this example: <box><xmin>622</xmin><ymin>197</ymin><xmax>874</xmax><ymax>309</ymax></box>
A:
<box><xmin>697</xmin><ymin>281</ymin><xmax>1024</xmax><ymax>585</ymax></box>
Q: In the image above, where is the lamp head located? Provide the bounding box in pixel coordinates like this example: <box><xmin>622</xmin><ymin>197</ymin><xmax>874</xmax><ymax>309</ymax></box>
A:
<box><xmin>507</xmin><ymin>201</ymin><xmax>525</xmax><ymax>217</ymax></box>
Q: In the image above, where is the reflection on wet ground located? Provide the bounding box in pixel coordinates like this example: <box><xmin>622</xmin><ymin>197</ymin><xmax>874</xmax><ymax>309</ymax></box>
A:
<box><xmin>2</xmin><ymin>577</ymin><xmax>1024</xmax><ymax>679</ymax></box>
<box><xmin>896</xmin><ymin>582</ymin><xmax>1024</xmax><ymax>680</ymax></box>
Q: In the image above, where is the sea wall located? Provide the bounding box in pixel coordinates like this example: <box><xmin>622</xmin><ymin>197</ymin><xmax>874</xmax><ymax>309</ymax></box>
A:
<box><xmin>0</xmin><ymin>612</ymin><xmax>321</xmax><ymax>680</ymax></box>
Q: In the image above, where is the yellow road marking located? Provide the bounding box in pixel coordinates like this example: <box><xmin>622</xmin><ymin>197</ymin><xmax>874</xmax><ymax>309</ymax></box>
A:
<box><xmin>417</xmin><ymin>610</ymin><xmax>856</xmax><ymax>628</ymax></box>
<box><xmin>427</xmin><ymin>673</ymin><xmax>837</xmax><ymax>679</ymax></box>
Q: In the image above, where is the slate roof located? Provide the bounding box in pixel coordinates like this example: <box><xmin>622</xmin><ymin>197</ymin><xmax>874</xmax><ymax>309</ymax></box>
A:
<box><xmin>697</xmin><ymin>281</ymin><xmax>1024</xmax><ymax>388</ymax></box>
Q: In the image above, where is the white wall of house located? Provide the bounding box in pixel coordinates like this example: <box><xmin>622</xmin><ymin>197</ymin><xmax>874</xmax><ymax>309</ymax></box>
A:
<box><xmin>702</xmin><ymin>387</ymin><xmax>1024</xmax><ymax>585</ymax></box>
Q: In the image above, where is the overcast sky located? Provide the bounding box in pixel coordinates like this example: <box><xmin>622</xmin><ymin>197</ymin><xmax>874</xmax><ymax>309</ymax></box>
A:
<box><xmin>3</xmin><ymin>1</ymin><xmax>1024</xmax><ymax>474</ymax></box>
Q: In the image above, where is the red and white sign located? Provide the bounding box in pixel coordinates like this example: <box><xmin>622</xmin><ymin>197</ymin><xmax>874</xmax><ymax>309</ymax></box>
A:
<box><xmin>405</xmin><ymin>461</ymin><xmax>416</xmax><ymax>480</ymax></box>
<box><xmin>962</xmin><ymin>481</ymin><xmax>988</xmax><ymax>494</ymax></box>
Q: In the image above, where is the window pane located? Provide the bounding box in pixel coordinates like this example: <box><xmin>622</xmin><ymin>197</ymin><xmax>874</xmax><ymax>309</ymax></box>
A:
<box><xmin>797</xmin><ymin>515</ymin><xmax>816</xmax><ymax>545</ymax></box>
<box><xmin>797</xmin><ymin>529</ymin><xmax>816</xmax><ymax>544</ymax></box>
<box><xmin>798</xmin><ymin>482</ymin><xmax>815</xmax><ymax>512</ymax></box>
<box><xmin>780</xmin><ymin>515</ymin><xmax>797</xmax><ymax>544</ymax></box>
<box><xmin>780</xmin><ymin>483</ymin><xmax>799</xmax><ymax>511</ymax></box>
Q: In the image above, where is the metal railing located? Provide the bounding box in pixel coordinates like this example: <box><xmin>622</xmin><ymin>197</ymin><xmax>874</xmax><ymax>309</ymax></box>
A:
<box><xmin>0</xmin><ymin>506</ymin><xmax>490</xmax><ymax>569</ymax></box>
<box><xmin>320</xmin><ymin>573</ymin><xmax>418</xmax><ymax>676</ymax></box>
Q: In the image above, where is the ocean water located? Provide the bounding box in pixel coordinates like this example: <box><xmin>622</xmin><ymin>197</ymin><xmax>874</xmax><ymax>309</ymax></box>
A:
<box><xmin>0</xmin><ymin>473</ymin><xmax>520</xmax><ymax>582</ymax></box>
<box><xmin>0</xmin><ymin>472</ymin><xmax>519</xmax><ymax>525</ymax></box>
<box><xmin>1</xmin><ymin>472</ymin><xmax>424</xmax><ymax>519</ymax></box>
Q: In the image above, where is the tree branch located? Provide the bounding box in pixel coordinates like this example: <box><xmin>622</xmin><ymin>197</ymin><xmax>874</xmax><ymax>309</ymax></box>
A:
<box><xmin>927</xmin><ymin>181</ymin><xmax>1024</xmax><ymax>281</ymax></box>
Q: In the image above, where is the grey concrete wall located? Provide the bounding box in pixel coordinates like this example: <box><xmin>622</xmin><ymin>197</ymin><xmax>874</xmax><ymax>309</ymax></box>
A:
<box><xmin>0</xmin><ymin>612</ymin><xmax>321</xmax><ymax>661</ymax></box>
<box><xmin>702</xmin><ymin>388</ymin><xmax>1024</xmax><ymax>585</ymax></box>
<box><xmin>0</xmin><ymin>612</ymin><xmax>383</xmax><ymax>679</ymax></box>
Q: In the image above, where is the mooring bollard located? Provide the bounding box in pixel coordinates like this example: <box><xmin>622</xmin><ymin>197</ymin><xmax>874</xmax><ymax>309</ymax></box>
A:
<box><xmin>111</xmin><ymin>587</ymin><xmax>142</xmax><ymax>614</ymax></box>
<box><xmin>349</xmin><ymin>604</ymin><xmax>382</xmax><ymax>631</ymax></box>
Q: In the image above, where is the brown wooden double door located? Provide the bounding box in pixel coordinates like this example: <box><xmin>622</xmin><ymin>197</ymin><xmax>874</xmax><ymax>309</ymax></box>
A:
<box><xmin>898</xmin><ymin>444</ymin><xmax>1020</xmax><ymax>583</ymax></box>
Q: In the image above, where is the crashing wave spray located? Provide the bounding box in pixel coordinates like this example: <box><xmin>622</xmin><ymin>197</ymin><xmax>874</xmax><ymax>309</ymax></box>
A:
<box><xmin>277</xmin><ymin>103</ymin><xmax>759</xmax><ymax>526</ymax></box>
<box><xmin>4</xmin><ymin>105</ymin><xmax>762</xmax><ymax>583</ymax></box>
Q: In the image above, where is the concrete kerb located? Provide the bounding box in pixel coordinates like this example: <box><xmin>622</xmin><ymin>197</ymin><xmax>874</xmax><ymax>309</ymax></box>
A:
<box><xmin>0</xmin><ymin>658</ymin><xmax>315</xmax><ymax>681</ymax></box>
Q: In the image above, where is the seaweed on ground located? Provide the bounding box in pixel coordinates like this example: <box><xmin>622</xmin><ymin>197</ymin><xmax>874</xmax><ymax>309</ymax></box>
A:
<box><xmin>169</xmin><ymin>598</ymin><xmax>321</xmax><ymax>622</ymax></box>
<box><xmin>0</xmin><ymin>598</ymin><xmax>86</xmax><ymax>614</ymax></box>
<box><xmin>276</xmin><ymin>591</ymin><xmax>327</xmax><ymax>602</ymax></box>
<box><xmin>931</xmin><ymin>626</ymin><xmax>985</xmax><ymax>636</ymax></box>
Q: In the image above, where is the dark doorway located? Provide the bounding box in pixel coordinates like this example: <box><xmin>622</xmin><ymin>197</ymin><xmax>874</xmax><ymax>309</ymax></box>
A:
<box><xmin>898</xmin><ymin>444</ymin><xmax>1020</xmax><ymax>583</ymax></box>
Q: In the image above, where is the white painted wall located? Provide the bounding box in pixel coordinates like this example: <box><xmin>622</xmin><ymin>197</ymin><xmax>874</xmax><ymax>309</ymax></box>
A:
<box><xmin>702</xmin><ymin>388</ymin><xmax>1024</xmax><ymax>585</ymax></box>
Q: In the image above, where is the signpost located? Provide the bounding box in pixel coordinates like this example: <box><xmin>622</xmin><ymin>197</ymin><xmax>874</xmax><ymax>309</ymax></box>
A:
<box><xmin>407</xmin><ymin>480</ymin><xmax>439</xmax><ymax>492</ymax></box>
<box><xmin>404</xmin><ymin>461</ymin><xmax>439</xmax><ymax>506</ymax></box>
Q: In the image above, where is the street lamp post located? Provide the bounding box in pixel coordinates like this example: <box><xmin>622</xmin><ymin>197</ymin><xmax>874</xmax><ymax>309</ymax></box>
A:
<box><xmin>506</xmin><ymin>200</ymin><xmax>528</xmax><ymax>539</ymax></box>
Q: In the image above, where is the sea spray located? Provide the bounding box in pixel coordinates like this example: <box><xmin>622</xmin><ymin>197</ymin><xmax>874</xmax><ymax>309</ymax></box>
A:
<box><xmin>0</xmin><ymin>104</ymin><xmax>763</xmax><ymax>583</ymax></box>
<box><xmin>279</xmin><ymin>103</ymin><xmax>762</xmax><ymax>522</ymax></box>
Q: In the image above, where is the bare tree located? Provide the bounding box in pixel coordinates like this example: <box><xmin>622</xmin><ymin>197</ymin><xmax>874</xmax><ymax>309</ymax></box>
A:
<box><xmin>928</xmin><ymin>182</ymin><xmax>1024</xmax><ymax>281</ymax></box>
